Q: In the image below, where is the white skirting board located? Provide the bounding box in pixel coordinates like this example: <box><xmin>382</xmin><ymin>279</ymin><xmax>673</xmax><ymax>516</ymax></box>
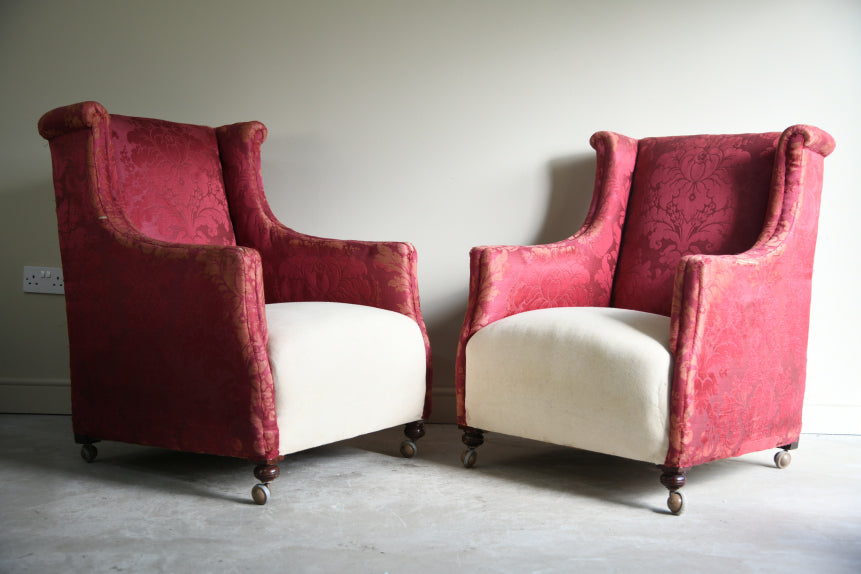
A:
<box><xmin>0</xmin><ymin>379</ymin><xmax>71</xmax><ymax>414</ymax></box>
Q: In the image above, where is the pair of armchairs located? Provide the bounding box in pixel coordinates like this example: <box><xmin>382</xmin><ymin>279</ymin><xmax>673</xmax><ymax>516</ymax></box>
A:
<box><xmin>39</xmin><ymin>102</ymin><xmax>833</xmax><ymax>514</ymax></box>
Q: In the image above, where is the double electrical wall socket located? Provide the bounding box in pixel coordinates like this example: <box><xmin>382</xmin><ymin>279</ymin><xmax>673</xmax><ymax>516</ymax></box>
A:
<box><xmin>23</xmin><ymin>266</ymin><xmax>65</xmax><ymax>294</ymax></box>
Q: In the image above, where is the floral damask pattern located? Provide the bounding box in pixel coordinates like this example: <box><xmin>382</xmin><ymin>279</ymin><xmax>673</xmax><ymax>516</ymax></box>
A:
<box><xmin>110</xmin><ymin>116</ymin><xmax>236</xmax><ymax>246</ymax></box>
<box><xmin>612</xmin><ymin>133</ymin><xmax>778</xmax><ymax>316</ymax></box>
<box><xmin>276</xmin><ymin>249</ymin><xmax>382</xmax><ymax>304</ymax></box>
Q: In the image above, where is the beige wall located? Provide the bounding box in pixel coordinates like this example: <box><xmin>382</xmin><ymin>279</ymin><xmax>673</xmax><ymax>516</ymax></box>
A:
<box><xmin>1</xmin><ymin>0</ymin><xmax>859</xmax><ymax>432</ymax></box>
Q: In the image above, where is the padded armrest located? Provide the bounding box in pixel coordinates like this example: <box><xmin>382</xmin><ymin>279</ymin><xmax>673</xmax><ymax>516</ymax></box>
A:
<box><xmin>460</xmin><ymin>131</ymin><xmax>639</xmax><ymax>336</ymax></box>
<box><xmin>454</xmin><ymin>131</ymin><xmax>638</xmax><ymax>424</ymax></box>
<box><xmin>666</xmin><ymin>126</ymin><xmax>834</xmax><ymax>469</ymax></box>
<box><xmin>216</xmin><ymin>122</ymin><xmax>424</xmax><ymax>319</ymax></box>
<box><xmin>666</xmin><ymin>249</ymin><xmax>812</xmax><ymax>468</ymax></box>
<box><xmin>217</xmin><ymin>122</ymin><xmax>432</xmax><ymax>419</ymax></box>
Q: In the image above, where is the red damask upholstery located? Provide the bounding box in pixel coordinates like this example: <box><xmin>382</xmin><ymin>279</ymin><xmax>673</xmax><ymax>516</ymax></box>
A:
<box><xmin>38</xmin><ymin>101</ymin><xmax>432</xmax><ymax>504</ymax></box>
<box><xmin>455</xmin><ymin>126</ymin><xmax>834</xmax><ymax>514</ymax></box>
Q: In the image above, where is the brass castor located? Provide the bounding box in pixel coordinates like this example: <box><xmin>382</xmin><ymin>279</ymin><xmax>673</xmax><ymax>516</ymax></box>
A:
<box><xmin>461</xmin><ymin>448</ymin><xmax>477</xmax><ymax>469</ymax></box>
<box><xmin>80</xmin><ymin>444</ymin><xmax>98</xmax><ymax>463</ymax></box>
<box><xmin>774</xmin><ymin>450</ymin><xmax>792</xmax><ymax>469</ymax></box>
<box><xmin>400</xmin><ymin>439</ymin><xmax>417</xmax><ymax>458</ymax></box>
<box><xmin>251</xmin><ymin>483</ymin><xmax>271</xmax><ymax>505</ymax></box>
<box><xmin>667</xmin><ymin>490</ymin><xmax>686</xmax><ymax>515</ymax></box>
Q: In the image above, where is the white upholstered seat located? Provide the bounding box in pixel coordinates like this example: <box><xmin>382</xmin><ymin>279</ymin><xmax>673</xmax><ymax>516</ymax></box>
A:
<box><xmin>267</xmin><ymin>302</ymin><xmax>427</xmax><ymax>456</ymax></box>
<box><xmin>465</xmin><ymin>307</ymin><xmax>672</xmax><ymax>464</ymax></box>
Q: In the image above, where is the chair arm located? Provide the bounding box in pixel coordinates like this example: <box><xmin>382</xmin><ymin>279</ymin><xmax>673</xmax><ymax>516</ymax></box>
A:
<box><xmin>460</xmin><ymin>130</ymin><xmax>639</xmax><ymax>337</ymax></box>
<box><xmin>66</xmin><ymin>230</ymin><xmax>279</xmax><ymax>461</ymax></box>
<box><xmin>216</xmin><ymin>122</ymin><xmax>432</xmax><ymax>419</ymax></box>
<box><xmin>216</xmin><ymin>122</ymin><xmax>424</xmax><ymax>318</ymax></box>
<box><xmin>265</xmin><ymin>229</ymin><xmax>424</xmax><ymax>317</ymax></box>
<box><xmin>667</xmin><ymin>237</ymin><xmax>819</xmax><ymax>470</ymax></box>
<box><xmin>666</xmin><ymin>124</ymin><xmax>834</xmax><ymax>468</ymax></box>
<box><xmin>453</xmin><ymin>238</ymin><xmax>616</xmax><ymax>427</ymax></box>
<box><xmin>249</xmin><ymin>210</ymin><xmax>434</xmax><ymax>417</ymax></box>
<box><xmin>455</xmin><ymin>131</ymin><xmax>638</xmax><ymax>424</ymax></box>
<box><xmin>464</xmin><ymin>239</ymin><xmax>616</xmax><ymax>334</ymax></box>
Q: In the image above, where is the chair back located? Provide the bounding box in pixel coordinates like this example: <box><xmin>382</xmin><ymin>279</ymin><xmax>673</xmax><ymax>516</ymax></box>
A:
<box><xmin>109</xmin><ymin>115</ymin><xmax>236</xmax><ymax>246</ymax></box>
<box><xmin>611</xmin><ymin>133</ymin><xmax>778</xmax><ymax>316</ymax></box>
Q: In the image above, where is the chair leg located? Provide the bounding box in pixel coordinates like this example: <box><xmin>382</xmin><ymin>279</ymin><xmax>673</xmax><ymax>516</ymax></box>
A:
<box><xmin>74</xmin><ymin>433</ymin><xmax>100</xmax><ymax>463</ymax></box>
<box><xmin>400</xmin><ymin>420</ymin><xmax>426</xmax><ymax>458</ymax></box>
<box><xmin>660</xmin><ymin>466</ymin><xmax>689</xmax><ymax>515</ymax></box>
<box><xmin>775</xmin><ymin>441</ymin><xmax>799</xmax><ymax>469</ymax></box>
<box><xmin>460</xmin><ymin>427</ymin><xmax>485</xmax><ymax>468</ymax></box>
<box><xmin>252</xmin><ymin>462</ymin><xmax>280</xmax><ymax>506</ymax></box>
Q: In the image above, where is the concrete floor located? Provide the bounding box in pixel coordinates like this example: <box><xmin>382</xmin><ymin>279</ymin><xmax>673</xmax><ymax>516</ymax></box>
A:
<box><xmin>0</xmin><ymin>415</ymin><xmax>859</xmax><ymax>573</ymax></box>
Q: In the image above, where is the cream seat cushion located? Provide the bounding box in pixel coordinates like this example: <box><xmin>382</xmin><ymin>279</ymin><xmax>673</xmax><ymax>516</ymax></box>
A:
<box><xmin>266</xmin><ymin>301</ymin><xmax>427</xmax><ymax>456</ymax></box>
<box><xmin>465</xmin><ymin>306</ymin><xmax>673</xmax><ymax>464</ymax></box>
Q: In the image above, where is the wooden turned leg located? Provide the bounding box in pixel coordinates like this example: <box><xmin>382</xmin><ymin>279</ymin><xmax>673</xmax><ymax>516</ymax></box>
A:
<box><xmin>461</xmin><ymin>427</ymin><xmax>485</xmax><ymax>449</ymax></box>
<box><xmin>254</xmin><ymin>463</ymin><xmax>280</xmax><ymax>484</ymax></box>
<box><xmin>460</xmin><ymin>427</ymin><xmax>484</xmax><ymax>468</ymax></box>
<box><xmin>252</xmin><ymin>463</ymin><xmax>280</xmax><ymax>506</ymax></box>
<box><xmin>660</xmin><ymin>466</ymin><xmax>689</xmax><ymax>515</ymax></box>
<box><xmin>400</xmin><ymin>421</ymin><xmax>426</xmax><ymax>458</ymax></box>
<box><xmin>404</xmin><ymin>420</ymin><xmax>426</xmax><ymax>442</ymax></box>
<box><xmin>659</xmin><ymin>467</ymin><xmax>687</xmax><ymax>491</ymax></box>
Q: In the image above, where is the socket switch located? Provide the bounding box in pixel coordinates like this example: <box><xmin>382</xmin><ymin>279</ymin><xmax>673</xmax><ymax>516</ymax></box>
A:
<box><xmin>23</xmin><ymin>266</ymin><xmax>65</xmax><ymax>294</ymax></box>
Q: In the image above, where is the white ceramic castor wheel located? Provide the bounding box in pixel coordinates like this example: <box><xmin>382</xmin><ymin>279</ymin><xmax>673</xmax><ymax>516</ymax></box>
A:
<box><xmin>400</xmin><ymin>439</ymin><xmax>417</xmax><ymax>458</ymax></box>
<box><xmin>252</xmin><ymin>483</ymin><xmax>271</xmax><ymax>505</ymax></box>
<box><xmin>461</xmin><ymin>448</ymin><xmax>477</xmax><ymax>468</ymax></box>
<box><xmin>774</xmin><ymin>450</ymin><xmax>792</xmax><ymax>469</ymax></box>
<box><xmin>80</xmin><ymin>444</ymin><xmax>98</xmax><ymax>463</ymax></box>
<box><xmin>667</xmin><ymin>490</ymin><xmax>686</xmax><ymax>515</ymax></box>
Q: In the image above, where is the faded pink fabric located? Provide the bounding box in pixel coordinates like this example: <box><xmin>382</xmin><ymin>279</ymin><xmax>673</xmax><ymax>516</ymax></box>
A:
<box><xmin>612</xmin><ymin>133</ymin><xmax>777</xmax><ymax>316</ymax></box>
<box><xmin>456</xmin><ymin>125</ymin><xmax>834</xmax><ymax>471</ymax></box>
<box><xmin>38</xmin><ymin>102</ymin><xmax>432</xmax><ymax>462</ymax></box>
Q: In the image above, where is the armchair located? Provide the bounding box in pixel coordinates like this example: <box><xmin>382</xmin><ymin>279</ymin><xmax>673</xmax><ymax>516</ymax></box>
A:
<box><xmin>38</xmin><ymin>101</ymin><xmax>432</xmax><ymax>505</ymax></box>
<box><xmin>456</xmin><ymin>126</ymin><xmax>834</xmax><ymax>514</ymax></box>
